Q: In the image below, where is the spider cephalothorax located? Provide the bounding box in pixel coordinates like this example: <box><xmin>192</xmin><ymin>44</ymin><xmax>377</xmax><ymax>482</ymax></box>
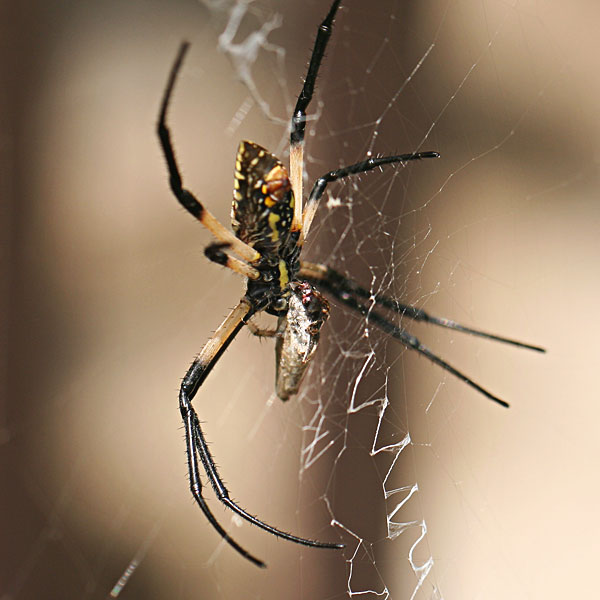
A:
<box><xmin>157</xmin><ymin>0</ymin><xmax>544</xmax><ymax>568</ymax></box>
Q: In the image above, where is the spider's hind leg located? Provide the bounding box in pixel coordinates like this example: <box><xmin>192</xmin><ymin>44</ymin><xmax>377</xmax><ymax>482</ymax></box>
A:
<box><xmin>300</xmin><ymin>261</ymin><xmax>545</xmax><ymax>407</ymax></box>
<box><xmin>300</xmin><ymin>262</ymin><xmax>545</xmax><ymax>352</ymax></box>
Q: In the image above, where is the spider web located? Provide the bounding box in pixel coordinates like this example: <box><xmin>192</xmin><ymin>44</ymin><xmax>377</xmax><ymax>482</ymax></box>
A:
<box><xmin>3</xmin><ymin>1</ymin><xmax>597</xmax><ymax>600</ymax></box>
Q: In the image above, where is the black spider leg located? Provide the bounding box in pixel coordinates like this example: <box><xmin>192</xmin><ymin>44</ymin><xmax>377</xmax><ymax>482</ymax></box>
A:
<box><xmin>291</xmin><ymin>0</ymin><xmax>341</xmax><ymax>147</ymax></box>
<box><xmin>180</xmin><ymin>301</ymin><xmax>343</xmax><ymax>568</ymax></box>
<box><xmin>157</xmin><ymin>41</ymin><xmax>259</xmax><ymax>265</ymax></box>
<box><xmin>302</xmin><ymin>152</ymin><xmax>440</xmax><ymax>237</ymax></box>
<box><xmin>289</xmin><ymin>0</ymin><xmax>342</xmax><ymax>230</ymax></box>
<box><xmin>310</xmin><ymin>152</ymin><xmax>441</xmax><ymax>205</ymax></box>
<box><xmin>304</xmin><ymin>277</ymin><xmax>511</xmax><ymax>407</ymax></box>
<box><xmin>179</xmin><ymin>301</ymin><xmax>264</xmax><ymax>566</ymax></box>
<box><xmin>301</xmin><ymin>263</ymin><xmax>545</xmax><ymax>353</ymax></box>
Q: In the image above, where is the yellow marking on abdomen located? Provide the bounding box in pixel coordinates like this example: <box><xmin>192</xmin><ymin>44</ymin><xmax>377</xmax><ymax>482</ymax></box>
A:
<box><xmin>279</xmin><ymin>259</ymin><xmax>289</xmax><ymax>289</ymax></box>
<box><xmin>268</xmin><ymin>212</ymin><xmax>280</xmax><ymax>241</ymax></box>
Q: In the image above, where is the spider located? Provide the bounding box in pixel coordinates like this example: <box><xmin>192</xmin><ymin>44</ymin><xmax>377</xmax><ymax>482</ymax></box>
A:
<box><xmin>157</xmin><ymin>0</ymin><xmax>544</xmax><ymax>568</ymax></box>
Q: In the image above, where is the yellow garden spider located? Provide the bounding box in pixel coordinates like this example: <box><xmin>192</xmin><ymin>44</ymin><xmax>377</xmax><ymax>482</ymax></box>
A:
<box><xmin>157</xmin><ymin>0</ymin><xmax>544</xmax><ymax>569</ymax></box>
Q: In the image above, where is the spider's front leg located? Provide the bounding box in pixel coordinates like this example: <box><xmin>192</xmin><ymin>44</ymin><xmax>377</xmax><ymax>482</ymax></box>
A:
<box><xmin>301</xmin><ymin>152</ymin><xmax>440</xmax><ymax>241</ymax></box>
<box><xmin>157</xmin><ymin>42</ymin><xmax>260</xmax><ymax>267</ymax></box>
<box><xmin>289</xmin><ymin>0</ymin><xmax>342</xmax><ymax>232</ymax></box>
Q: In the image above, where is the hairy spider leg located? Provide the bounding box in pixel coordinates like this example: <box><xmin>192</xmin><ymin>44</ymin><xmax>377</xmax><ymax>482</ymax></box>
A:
<box><xmin>178</xmin><ymin>301</ymin><xmax>262</xmax><ymax>566</ymax></box>
<box><xmin>289</xmin><ymin>0</ymin><xmax>342</xmax><ymax>232</ymax></box>
<box><xmin>157</xmin><ymin>41</ymin><xmax>261</xmax><ymax>279</ymax></box>
<box><xmin>300</xmin><ymin>264</ymin><xmax>545</xmax><ymax>407</ymax></box>
<box><xmin>301</xmin><ymin>263</ymin><xmax>546</xmax><ymax>353</ymax></box>
<box><xmin>301</xmin><ymin>152</ymin><xmax>440</xmax><ymax>240</ymax></box>
<box><xmin>179</xmin><ymin>301</ymin><xmax>342</xmax><ymax>568</ymax></box>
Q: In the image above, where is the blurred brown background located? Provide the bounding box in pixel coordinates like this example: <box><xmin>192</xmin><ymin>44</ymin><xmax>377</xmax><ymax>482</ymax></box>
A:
<box><xmin>2</xmin><ymin>0</ymin><xmax>599</xmax><ymax>599</ymax></box>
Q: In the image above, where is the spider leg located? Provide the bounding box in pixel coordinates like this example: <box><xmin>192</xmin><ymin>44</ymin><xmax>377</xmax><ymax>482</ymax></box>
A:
<box><xmin>180</xmin><ymin>300</ymin><xmax>265</xmax><ymax>566</ymax></box>
<box><xmin>192</xmin><ymin>420</ymin><xmax>343</xmax><ymax>550</ymax></box>
<box><xmin>180</xmin><ymin>300</ymin><xmax>342</xmax><ymax>567</ymax></box>
<box><xmin>289</xmin><ymin>0</ymin><xmax>342</xmax><ymax>232</ymax></box>
<box><xmin>302</xmin><ymin>152</ymin><xmax>440</xmax><ymax>242</ymax></box>
<box><xmin>291</xmin><ymin>0</ymin><xmax>341</xmax><ymax>148</ymax></box>
<box><xmin>300</xmin><ymin>262</ymin><xmax>545</xmax><ymax>353</ymax></box>
<box><xmin>301</xmin><ymin>264</ymin><xmax>519</xmax><ymax>407</ymax></box>
<box><xmin>246</xmin><ymin>318</ymin><xmax>279</xmax><ymax>338</ymax></box>
<box><xmin>157</xmin><ymin>42</ymin><xmax>260</xmax><ymax>265</ymax></box>
<box><xmin>181</xmin><ymin>394</ymin><xmax>266</xmax><ymax>568</ymax></box>
<box><xmin>204</xmin><ymin>242</ymin><xmax>260</xmax><ymax>280</ymax></box>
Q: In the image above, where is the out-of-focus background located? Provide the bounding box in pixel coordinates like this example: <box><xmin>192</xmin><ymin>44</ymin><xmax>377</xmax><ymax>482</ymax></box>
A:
<box><xmin>2</xmin><ymin>1</ymin><xmax>599</xmax><ymax>599</ymax></box>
